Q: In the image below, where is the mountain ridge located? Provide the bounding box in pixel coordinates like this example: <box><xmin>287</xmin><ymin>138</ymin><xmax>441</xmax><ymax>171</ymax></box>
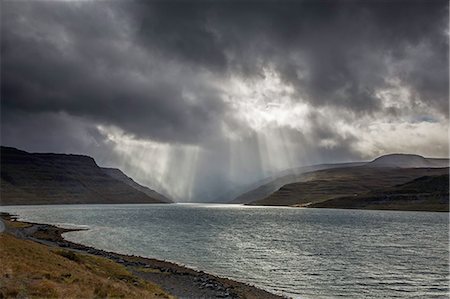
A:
<box><xmin>230</xmin><ymin>153</ymin><xmax>449</xmax><ymax>204</ymax></box>
<box><xmin>0</xmin><ymin>146</ymin><xmax>169</xmax><ymax>205</ymax></box>
<box><xmin>101</xmin><ymin>167</ymin><xmax>172</xmax><ymax>203</ymax></box>
<box><xmin>368</xmin><ymin>153</ymin><xmax>449</xmax><ymax>168</ymax></box>
<box><xmin>309</xmin><ymin>173</ymin><xmax>449</xmax><ymax>211</ymax></box>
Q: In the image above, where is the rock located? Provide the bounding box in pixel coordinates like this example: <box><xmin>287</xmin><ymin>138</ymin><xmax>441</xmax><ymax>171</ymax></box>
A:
<box><xmin>56</xmin><ymin>241</ymin><xmax>64</xmax><ymax>247</ymax></box>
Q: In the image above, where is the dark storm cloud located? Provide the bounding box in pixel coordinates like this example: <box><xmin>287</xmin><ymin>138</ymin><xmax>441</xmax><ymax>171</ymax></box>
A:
<box><xmin>129</xmin><ymin>0</ymin><xmax>448</xmax><ymax>113</ymax></box>
<box><xmin>1</xmin><ymin>110</ymin><xmax>106</xmax><ymax>155</ymax></box>
<box><xmin>1</xmin><ymin>0</ymin><xmax>229</xmax><ymax>144</ymax></box>
<box><xmin>2</xmin><ymin>0</ymin><xmax>448</xmax><ymax>146</ymax></box>
<box><xmin>1</xmin><ymin>0</ymin><xmax>448</xmax><ymax>201</ymax></box>
<box><xmin>129</xmin><ymin>1</ymin><xmax>229</xmax><ymax>72</ymax></box>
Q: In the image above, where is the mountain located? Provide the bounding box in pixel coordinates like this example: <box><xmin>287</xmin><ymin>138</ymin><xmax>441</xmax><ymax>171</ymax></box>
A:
<box><xmin>0</xmin><ymin>146</ymin><xmax>168</xmax><ymax>205</ymax></box>
<box><xmin>309</xmin><ymin>174</ymin><xmax>449</xmax><ymax>212</ymax></box>
<box><xmin>229</xmin><ymin>162</ymin><xmax>365</xmax><ymax>204</ymax></box>
<box><xmin>101</xmin><ymin>167</ymin><xmax>172</xmax><ymax>203</ymax></box>
<box><xmin>230</xmin><ymin>154</ymin><xmax>449</xmax><ymax>204</ymax></box>
<box><xmin>368</xmin><ymin>154</ymin><xmax>449</xmax><ymax>168</ymax></box>
<box><xmin>246</xmin><ymin>166</ymin><xmax>448</xmax><ymax>211</ymax></box>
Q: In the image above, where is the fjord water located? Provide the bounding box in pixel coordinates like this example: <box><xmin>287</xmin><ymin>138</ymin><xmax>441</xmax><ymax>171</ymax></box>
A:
<box><xmin>2</xmin><ymin>204</ymin><xmax>448</xmax><ymax>298</ymax></box>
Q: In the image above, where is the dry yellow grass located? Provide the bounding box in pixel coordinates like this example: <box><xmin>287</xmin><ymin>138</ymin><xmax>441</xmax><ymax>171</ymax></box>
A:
<box><xmin>2</xmin><ymin>218</ymin><xmax>32</xmax><ymax>228</ymax></box>
<box><xmin>0</xmin><ymin>233</ymin><xmax>172</xmax><ymax>298</ymax></box>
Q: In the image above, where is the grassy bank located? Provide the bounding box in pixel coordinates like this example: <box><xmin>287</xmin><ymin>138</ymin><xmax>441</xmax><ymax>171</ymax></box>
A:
<box><xmin>0</xmin><ymin>232</ymin><xmax>171</xmax><ymax>298</ymax></box>
<box><xmin>0</xmin><ymin>214</ymin><xmax>283</xmax><ymax>299</ymax></box>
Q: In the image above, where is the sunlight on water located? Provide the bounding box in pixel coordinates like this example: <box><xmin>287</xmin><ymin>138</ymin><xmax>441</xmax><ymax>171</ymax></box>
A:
<box><xmin>2</xmin><ymin>204</ymin><xmax>448</xmax><ymax>298</ymax></box>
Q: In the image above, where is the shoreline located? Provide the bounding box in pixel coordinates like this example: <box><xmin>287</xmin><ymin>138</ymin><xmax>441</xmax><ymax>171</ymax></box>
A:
<box><xmin>0</xmin><ymin>212</ymin><xmax>284</xmax><ymax>299</ymax></box>
<box><xmin>2</xmin><ymin>201</ymin><xmax>447</xmax><ymax>212</ymax></box>
<box><xmin>244</xmin><ymin>203</ymin><xmax>449</xmax><ymax>212</ymax></box>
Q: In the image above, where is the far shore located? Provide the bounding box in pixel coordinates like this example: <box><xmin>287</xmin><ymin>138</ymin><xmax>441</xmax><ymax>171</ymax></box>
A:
<box><xmin>2</xmin><ymin>200</ymin><xmax>448</xmax><ymax>212</ymax></box>
<box><xmin>0</xmin><ymin>197</ymin><xmax>449</xmax><ymax>213</ymax></box>
<box><xmin>0</xmin><ymin>212</ymin><xmax>284</xmax><ymax>299</ymax></box>
<box><xmin>245</xmin><ymin>203</ymin><xmax>450</xmax><ymax>212</ymax></box>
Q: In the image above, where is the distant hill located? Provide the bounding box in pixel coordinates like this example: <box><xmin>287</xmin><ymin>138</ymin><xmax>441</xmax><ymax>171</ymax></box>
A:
<box><xmin>246</xmin><ymin>166</ymin><xmax>448</xmax><ymax>212</ymax></box>
<box><xmin>368</xmin><ymin>154</ymin><xmax>449</xmax><ymax>168</ymax></box>
<box><xmin>0</xmin><ymin>146</ymin><xmax>169</xmax><ymax>205</ymax></box>
<box><xmin>230</xmin><ymin>154</ymin><xmax>449</xmax><ymax>204</ymax></box>
<box><xmin>310</xmin><ymin>174</ymin><xmax>449</xmax><ymax>212</ymax></box>
<box><xmin>101</xmin><ymin>167</ymin><xmax>172</xmax><ymax>203</ymax></box>
<box><xmin>229</xmin><ymin>162</ymin><xmax>365</xmax><ymax>204</ymax></box>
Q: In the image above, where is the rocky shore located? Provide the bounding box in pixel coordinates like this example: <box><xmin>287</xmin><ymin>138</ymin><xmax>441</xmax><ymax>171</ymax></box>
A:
<box><xmin>0</xmin><ymin>213</ymin><xmax>284</xmax><ymax>299</ymax></box>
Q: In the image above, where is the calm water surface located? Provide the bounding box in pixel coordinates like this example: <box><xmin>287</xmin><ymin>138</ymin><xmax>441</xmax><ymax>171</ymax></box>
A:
<box><xmin>1</xmin><ymin>204</ymin><xmax>448</xmax><ymax>298</ymax></box>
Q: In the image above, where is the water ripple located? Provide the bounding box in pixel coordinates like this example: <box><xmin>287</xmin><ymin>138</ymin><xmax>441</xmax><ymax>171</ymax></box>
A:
<box><xmin>1</xmin><ymin>204</ymin><xmax>448</xmax><ymax>299</ymax></box>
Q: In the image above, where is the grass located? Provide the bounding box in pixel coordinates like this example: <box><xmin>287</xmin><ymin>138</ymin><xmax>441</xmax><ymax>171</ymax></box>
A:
<box><xmin>2</xmin><ymin>218</ymin><xmax>32</xmax><ymax>229</ymax></box>
<box><xmin>0</xmin><ymin>233</ymin><xmax>172</xmax><ymax>298</ymax></box>
<box><xmin>310</xmin><ymin>174</ymin><xmax>449</xmax><ymax>211</ymax></box>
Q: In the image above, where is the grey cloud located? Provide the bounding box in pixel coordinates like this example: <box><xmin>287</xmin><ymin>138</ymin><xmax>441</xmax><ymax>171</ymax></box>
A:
<box><xmin>1</xmin><ymin>0</ymin><xmax>448</xmax><ymax>201</ymax></box>
<box><xmin>129</xmin><ymin>0</ymin><xmax>448</xmax><ymax>114</ymax></box>
<box><xmin>0</xmin><ymin>111</ymin><xmax>105</xmax><ymax>155</ymax></box>
<box><xmin>2</xmin><ymin>0</ymin><xmax>448</xmax><ymax>143</ymax></box>
<box><xmin>1</xmin><ymin>0</ymin><xmax>230</xmax><ymax>144</ymax></box>
<box><xmin>131</xmin><ymin>1</ymin><xmax>228</xmax><ymax>72</ymax></box>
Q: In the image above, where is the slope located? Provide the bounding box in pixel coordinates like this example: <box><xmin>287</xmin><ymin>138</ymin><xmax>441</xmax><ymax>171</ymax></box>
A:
<box><xmin>101</xmin><ymin>167</ymin><xmax>172</xmax><ymax>203</ymax></box>
<box><xmin>0</xmin><ymin>146</ymin><xmax>167</xmax><ymax>205</ymax></box>
<box><xmin>247</xmin><ymin>166</ymin><xmax>448</xmax><ymax>210</ymax></box>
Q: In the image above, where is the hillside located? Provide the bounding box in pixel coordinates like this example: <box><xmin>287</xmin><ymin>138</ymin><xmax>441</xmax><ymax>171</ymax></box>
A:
<box><xmin>102</xmin><ymin>168</ymin><xmax>172</xmax><ymax>203</ymax></box>
<box><xmin>246</xmin><ymin>166</ymin><xmax>448</xmax><ymax>211</ymax></box>
<box><xmin>0</xmin><ymin>147</ymin><xmax>168</xmax><ymax>205</ymax></box>
<box><xmin>368</xmin><ymin>154</ymin><xmax>449</xmax><ymax>168</ymax></box>
<box><xmin>310</xmin><ymin>174</ymin><xmax>449</xmax><ymax>212</ymax></box>
<box><xmin>0</xmin><ymin>233</ymin><xmax>169</xmax><ymax>299</ymax></box>
<box><xmin>229</xmin><ymin>162</ymin><xmax>365</xmax><ymax>204</ymax></box>
<box><xmin>231</xmin><ymin>154</ymin><xmax>449</xmax><ymax>204</ymax></box>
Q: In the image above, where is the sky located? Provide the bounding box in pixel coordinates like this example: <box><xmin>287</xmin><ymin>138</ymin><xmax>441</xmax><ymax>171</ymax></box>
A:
<box><xmin>1</xmin><ymin>0</ymin><xmax>449</xmax><ymax>202</ymax></box>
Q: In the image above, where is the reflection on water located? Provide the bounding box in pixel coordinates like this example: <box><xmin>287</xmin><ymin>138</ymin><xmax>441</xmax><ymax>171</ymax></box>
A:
<box><xmin>2</xmin><ymin>204</ymin><xmax>448</xmax><ymax>298</ymax></box>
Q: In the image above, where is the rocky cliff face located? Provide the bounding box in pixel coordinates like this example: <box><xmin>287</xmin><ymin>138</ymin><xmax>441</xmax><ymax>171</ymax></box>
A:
<box><xmin>0</xmin><ymin>147</ymin><xmax>168</xmax><ymax>205</ymax></box>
